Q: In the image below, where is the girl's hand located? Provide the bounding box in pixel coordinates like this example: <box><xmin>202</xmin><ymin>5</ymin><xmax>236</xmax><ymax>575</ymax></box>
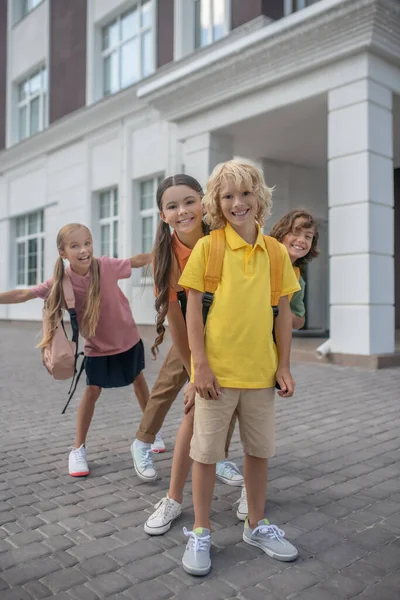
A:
<box><xmin>275</xmin><ymin>367</ymin><xmax>295</xmax><ymax>398</ymax></box>
<box><xmin>183</xmin><ymin>382</ymin><xmax>196</xmax><ymax>414</ymax></box>
<box><xmin>194</xmin><ymin>363</ymin><xmax>221</xmax><ymax>400</ymax></box>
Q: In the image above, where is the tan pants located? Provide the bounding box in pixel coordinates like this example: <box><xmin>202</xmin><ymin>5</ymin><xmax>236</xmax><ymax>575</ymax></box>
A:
<box><xmin>136</xmin><ymin>344</ymin><xmax>236</xmax><ymax>452</ymax></box>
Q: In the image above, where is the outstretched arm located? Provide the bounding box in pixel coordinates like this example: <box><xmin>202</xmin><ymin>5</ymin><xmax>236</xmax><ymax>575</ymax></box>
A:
<box><xmin>0</xmin><ymin>289</ymin><xmax>37</xmax><ymax>304</ymax></box>
<box><xmin>130</xmin><ymin>253</ymin><xmax>152</xmax><ymax>269</ymax></box>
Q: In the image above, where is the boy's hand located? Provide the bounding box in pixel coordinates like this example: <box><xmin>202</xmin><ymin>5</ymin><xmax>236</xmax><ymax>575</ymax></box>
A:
<box><xmin>183</xmin><ymin>382</ymin><xmax>196</xmax><ymax>414</ymax></box>
<box><xmin>194</xmin><ymin>363</ymin><xmax>221</xmax><ymax>400</ymax></box>
<box><xmin>275</xmin><ymin>367</ymin><xmax>295</xmax><ymax>398</ymax></box>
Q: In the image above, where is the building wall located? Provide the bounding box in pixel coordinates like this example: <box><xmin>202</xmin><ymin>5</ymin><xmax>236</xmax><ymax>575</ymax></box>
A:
<box><xmin>49</xmin><ymin>0</ymin><xmax>87</xmax><ymax>123</ymax></box>
<box><xmin>0</xmin><ymin>0</ymin><xmax>7</xmax><ymax>150</ymax></box>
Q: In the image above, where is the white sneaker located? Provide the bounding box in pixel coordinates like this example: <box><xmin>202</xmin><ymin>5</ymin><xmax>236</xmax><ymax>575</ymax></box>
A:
<box><xmin>151</xmin><ymin>432</ymin><xmax>166</xmax><ymax>454</ymax></box>
<box><xmin>131</xmin><ymin>440</ymin><xmax>157</xmax><ymax>482</ymax></box>
<box><xmin>235</xmin><ymin>485</ymin><xmax>248</xmax><ymax>521</ymax></box>
<box><xmin>144</xmin><ymin>495</ymin><xmax>182</xmax><ymax>535</ymax></box>
<box><xmin>216</xmin><ymin>460</ymin><xmax>244</xmax><ymax>486</ymax></box>
<box><xmin>69</xmin><ymin>444</ymin><xmax>89</xmax><ymax>477</ymax></box>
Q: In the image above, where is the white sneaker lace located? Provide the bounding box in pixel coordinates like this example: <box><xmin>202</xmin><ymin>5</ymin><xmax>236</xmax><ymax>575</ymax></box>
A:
<box><xmin>139</xmin><ymin>448</ymin><xmax>154</xmax><ymax>470</ymax></box>
<box><xmin>183</xmin><ymin>528</ymin><xmax>211</xmax><ymax>555</ymax></box>
<box><xmin>252</xmin><ymin>523</ymin><xmax>286</xmax><ymax>544</ymax></box>
<box><xmin>71</xmin><ymin>447</ymin><xmax>86</xmax><ymax>467</ymax></box>
<box><xmin>219</xmin><ymin>461</ymin><xmax>241</xmax><ymax>478</ymax></box>
<box><xmin>235</xmin><ymin>485</ymin><xmax>247</xmax><ymax>507</ymax></box>
<box><xmin>153</xmin><ymin>496</ymin><xmax>175</xmax><ymax>519</ymax></box>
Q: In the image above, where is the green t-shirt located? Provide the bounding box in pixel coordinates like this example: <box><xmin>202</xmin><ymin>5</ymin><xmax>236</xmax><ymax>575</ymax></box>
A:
<box><xmin>290</xmin><ymin>275</ymin><xmax>306</xmax><ymax>317</ymax></box>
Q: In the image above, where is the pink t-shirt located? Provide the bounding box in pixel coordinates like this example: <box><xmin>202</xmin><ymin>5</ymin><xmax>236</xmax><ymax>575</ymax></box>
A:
<box><xmin>32</xmin><ymin>256</ymin><xmax>140</xmax><ymax>357</ymax></box>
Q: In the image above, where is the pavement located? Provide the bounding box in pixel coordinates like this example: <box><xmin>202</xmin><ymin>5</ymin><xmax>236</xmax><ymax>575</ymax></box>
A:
<box><xmin>0</xmin><ymin>321</ymin><xmax>400</xmax><ymax>600</ymax></box>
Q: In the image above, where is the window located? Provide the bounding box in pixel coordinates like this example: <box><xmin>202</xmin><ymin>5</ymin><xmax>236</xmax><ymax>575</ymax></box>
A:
<box><xmin>194</xmin><ymin>0</ymin><xmax>227</xmax><ymax>49</ymax></box>
<box><xmin>101</xmin><ymin>1</ymin><xmax>154</xmax><ymax>97</ymax></box>
<box><xmin>285</xmin><ymin>0</ymin><xmax>321</xmax><ymax>15</ymax></box>
<box><xmin>17</xmin><ymin>67</ymin><xmax>47</xmax><ymax>142</ymax></box>
<box><xmin>21</xmin><ymin>0</ymin><xmax>43</xmax><ymax>18</ymax></box>
<box><xmin>139</xmin><ymin>177</ymin><xmax>163</xmax><ymax>255</ymax></box>
<box><xmin>15</xmin><ymin>211</ymin><xmax>44</xmax><ymax>287</ymax></box>
<box><xmin>99</xmin><ymin>189</ymin><xmax>119</xmax><ymax>258</ymax></box>
<box><xmin>14</xmin><ymin>0</ymin><xmax>43</xmax><ymax>23</ymax></box>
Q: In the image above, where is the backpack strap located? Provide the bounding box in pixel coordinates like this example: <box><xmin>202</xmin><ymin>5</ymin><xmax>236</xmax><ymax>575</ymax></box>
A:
<box><xmin>202</xmin><ymin>228</ymin><xmax>226</xmax><ymax>325</ymax></box>
<box><xmin>263</xmin><ymin>236</ymin><xmax>283</xmax><ymax>318</ymax></box>
<box><xmin>61</xmin><ymin>354</ymin><xmax>85</xmax><ymax>414</ymax></box>
<box><xmin>62</xmin><ymin>272</ymin><xmax>75</xmax><ymax>310</ymax></box>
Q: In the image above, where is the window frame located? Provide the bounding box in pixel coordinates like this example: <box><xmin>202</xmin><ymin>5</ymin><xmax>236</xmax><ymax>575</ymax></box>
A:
<box><xmin>100</xmin><ymin>0</ymin><xmax>155</xmax><ymax>98</ymax></box>
<box><xmin>284</xmin><ymin>0</ymin><xmax>321</xmax><ymax>16</ymax></box>
<box><xmin>138</xmin><ymin>174</ymin><xmax>163</xmax><ymax>282</ymax></box>
<box><xmin>16</xmin><ymin>66</ymin><xmax>48</xmax><ymax>143</ymax></box>
<box><xmin>99</xmin><ymin>188</ymin><xmax>119</xmax><ymax>258</ymax></box>
<box><xmin>15</xmin><ymin>210</ymin><xmax>45</xmax><ymax>288</ymax></box>
<box><xmin>13</xmin><ymin>0</ymin><xmax>43</xmax><ymax>24</ymax></box>
<box><xmin>193</xmin><ymin>0</ymin><xmax>230</xmax><ymax>50</ymax></box>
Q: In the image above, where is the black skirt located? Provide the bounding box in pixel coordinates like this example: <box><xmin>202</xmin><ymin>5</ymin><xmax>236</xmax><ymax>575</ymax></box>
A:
<box><xmin>84</xmin><ymin>340</ymin><xmax>145</xmax><ymax>388</ymax></box>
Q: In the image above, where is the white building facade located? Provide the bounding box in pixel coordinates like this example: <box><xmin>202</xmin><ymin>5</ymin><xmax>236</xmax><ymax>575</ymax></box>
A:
<box><xmin>0</xmin><ymin>0</ymin><xmax>399</xmax><ymax>361</ymax></box>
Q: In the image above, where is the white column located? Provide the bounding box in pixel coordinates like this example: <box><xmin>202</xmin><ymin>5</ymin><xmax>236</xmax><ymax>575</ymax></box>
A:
<box><xmin>328</xmin><ymin>77</ymin><xmax>394</xmax><ymax>355</ymax></box>
<box><xmin>183</xmin><ymin>132</ymin><xmax>233</xmax><ymax>189</ymax></box>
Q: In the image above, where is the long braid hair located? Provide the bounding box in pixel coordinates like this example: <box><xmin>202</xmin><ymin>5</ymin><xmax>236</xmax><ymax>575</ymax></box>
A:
<box><xmin>38</xmin><ymin>224</ymin><xmax>101</xmax><ymax>347</ymax></box>
<box><xmin>151</xmin><ymin>174</ymin><xmax>205</xmax><ymax>357</ymax></box>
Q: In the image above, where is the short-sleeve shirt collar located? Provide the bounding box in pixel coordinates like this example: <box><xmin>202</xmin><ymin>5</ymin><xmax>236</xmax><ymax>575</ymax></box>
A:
<box><xmin>224</xmin><ymin>222</ymin><xmax>266</xmax><ymax>251</ymax></box>
<box><xmin>171</xmin><ymin>231</ymin><xmax>193</xmax><ymax>261</ymax></box>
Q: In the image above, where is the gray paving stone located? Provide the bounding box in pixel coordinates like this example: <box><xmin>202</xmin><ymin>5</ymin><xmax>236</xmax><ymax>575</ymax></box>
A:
<box><xmin>1</xmin><ymin>324</ymin><xmax>400</xmax><ymax>599</ymax></box>
<box><xmin>23</xmin><ymin>580</ymin><xmax>52</xmax><ymax>599</ymax></box>
<box><xmin>121</xmin><ymin>554</ymin><xmax>177</xmax><ymax>582</ymax></box>
<box><xmin>0</xmin><ymin>542</ymin><xmax>51</xmax><ymax>570</ymax></box>
<box><xmin>41</xmin><ymin>567</ymin><xmax>88</xmax><ymax>592</ymax></box>
<box><xmin>79</xmin><ymin>554</ymin><xmax>120</xmax><ymax>576</ymax></box>
<box><xmin>121</xmin><ymin>579</ymin><xmax>173</xmax><ymax>600</ymax></box>
<box><xmin>86</xmin><ymin>572</ymin><xmax>132</xmax><ymax>596</ymax></box>
<box><xmin>108</xmin><ymin>539</ymin><xmax>163</xmax><ymax>565</ymax></box>
<box><xmin>320</xmin><ymin>572</ymin><xmax>367</xmax><ymax>598</ymax></box>
<box><xmin>2</xmin><ymin>557</ymin><xmax>61</xmax><ymax>586</ymax></box>
<box><xmin>1</xmin><ymin>589</ymin><xmax>34</xmax><ymax>600</ymax></box>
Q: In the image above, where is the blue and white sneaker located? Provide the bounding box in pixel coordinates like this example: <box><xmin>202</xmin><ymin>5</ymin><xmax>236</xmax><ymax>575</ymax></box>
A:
<box><xmin>182</xmin><ymin>527</ymin><xmax>211</xmax><ymax>576</ymax></box>
<box><xmin>243</xmin><ymin>518</ymin><xmax>298</xmax><ymax>562</ymax></box>
<box><xmin>216</xmin><ymin>460</ymin><xmax>244</xmax><ymax>486</ymax></box>
<box><xmin>131</xmin><ymin>440</ymin><xmax>157</xmax><ymax>482</ymax></box>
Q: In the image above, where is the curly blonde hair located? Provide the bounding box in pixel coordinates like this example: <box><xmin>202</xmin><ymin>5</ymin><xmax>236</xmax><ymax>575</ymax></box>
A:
<box><xmin>203</xmin><ymin>160</ymin><xmax>273</xmax><ymax>229</ymax></box>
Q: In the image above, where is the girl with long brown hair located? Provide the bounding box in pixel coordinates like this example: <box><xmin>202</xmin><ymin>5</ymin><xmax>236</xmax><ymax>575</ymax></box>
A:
<box><xmin>131</xmin><ymin>175</ymin><xmax>242</xmax><ymax>535</ymax></box>
<box><xmin>0</xmin><ymin>223</ymin><xmax>150</xmax><ymax>477</ymax></box>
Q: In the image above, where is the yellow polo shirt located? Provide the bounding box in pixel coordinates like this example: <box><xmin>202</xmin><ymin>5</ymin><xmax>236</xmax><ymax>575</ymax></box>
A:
<box><xmin>179</xmin><ymin>222</ymin><xmax>300</xmax><ymax>388</ymax></box>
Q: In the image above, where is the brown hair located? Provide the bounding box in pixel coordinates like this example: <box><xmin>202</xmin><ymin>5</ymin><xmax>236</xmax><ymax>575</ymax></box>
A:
<box><xmin>203</xmin><ymin>160</ymin><xmax>273</xmax><ymax>230</ymax></box>
<box><xmin>151</xmin><ymin>175</ymin><xmax>205</xmax><ymax>357</ymax></box>
<box><xmin>269</xmin><ymin>209</ymin><xmax>320</xmax><ymax>268</ymax></box>
<box><xmin>38</xmin><ymin>224</ymin><xmax>101</xmax><ymax>348</ymax></box>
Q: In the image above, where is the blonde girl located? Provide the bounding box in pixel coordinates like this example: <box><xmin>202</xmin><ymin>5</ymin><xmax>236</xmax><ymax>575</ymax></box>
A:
<box><xmin>0</xmin><ymin>223</ymin><xmax>150</xmax><ymax>477</ymax></box>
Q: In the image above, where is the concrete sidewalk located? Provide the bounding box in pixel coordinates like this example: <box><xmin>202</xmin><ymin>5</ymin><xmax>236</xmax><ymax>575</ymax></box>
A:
<box><xmin>0</xmin><ymin>321</ymin><xmax>399</xmax><ymax>600</ymax></box>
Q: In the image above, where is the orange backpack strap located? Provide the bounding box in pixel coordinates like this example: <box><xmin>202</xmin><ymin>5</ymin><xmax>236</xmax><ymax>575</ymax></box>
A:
<box><xmin>202</xmin><ymin>228</ymin><xmax>226</xmax><ymax>324</ymax></box>
<box><xmin>263</xmin><ymin>235</ymin><xmax>283</xmax><ymax>316</ymax></box>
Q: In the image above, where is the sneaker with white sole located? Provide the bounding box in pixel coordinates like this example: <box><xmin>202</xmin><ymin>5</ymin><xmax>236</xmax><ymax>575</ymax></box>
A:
<box><xmin>235</xmin><ymin>485</ymin><xmax>248</xmax><ymax>521</ymax></box>
<box><xmin>131</xmin><ymin>440</ymin><xmax>157</xmax><ymax>482</ymax></box>
<box><xmin>216</xmin><ymin>460</ymin><xmax>244</xmax><ymax>486</ymax></box>
<box><xmin>151</xmin><ymin>432</ymin><xmax>166</xmax><ymax>454</ymax></box>
<box><xmin>182</xmin><ymin>527</ymin><xmax>211</xmax><ymax>576</ymax></box>
<box><xmin>144</xmin><ymin>495</ymin><xmax>182</xmax><ymax>535</ymax></box>
<box><xmin>69</xmin><ymin>444</ymin><xmax>89</xmax><ymax>477</ymax></box>
<box><xmin>243</xmin><ymin>518</ymin><xmax>298</xmax><ymax>562</ymax></box>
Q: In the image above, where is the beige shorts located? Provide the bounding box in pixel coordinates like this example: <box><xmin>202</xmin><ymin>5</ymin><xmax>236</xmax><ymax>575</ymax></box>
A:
<box><xmin>190</xmin><ymin>387</ymin><xmax>275</xmax><ymax>464</ymax></box>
